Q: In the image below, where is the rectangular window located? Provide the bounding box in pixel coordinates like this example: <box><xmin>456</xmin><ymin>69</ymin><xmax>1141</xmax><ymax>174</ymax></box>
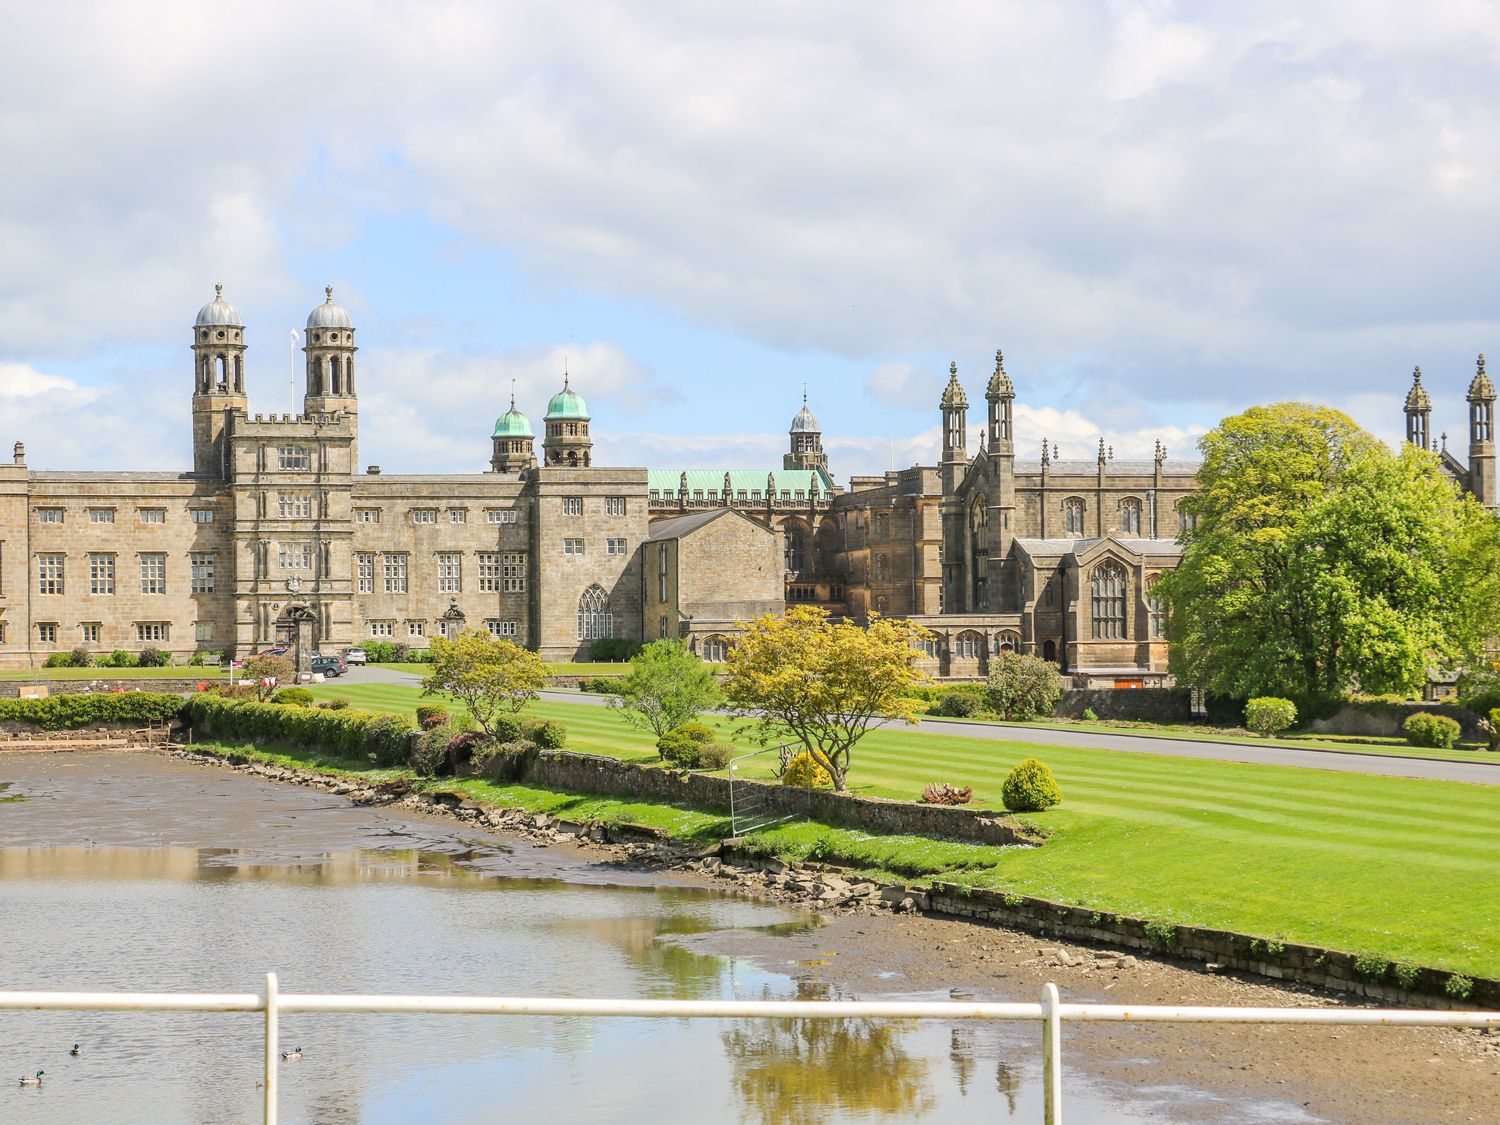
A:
<box><xmin>140</xmin><ymin>553</ymin><xmax>166</xmax><ymax>593</ymax></box>
<box><xmin>190</xmin><ymin>553</ymin><xmax>215</xmax><ymax>593</ymax></box>
<box><xmin>190</xmin><ymin>508</ymin><xmax>215</xmax><ymax>524</ymax></box>
<box><xmin>502</xmin><ymin>553</ymin><xmax>526</xmax><ymax>592</ymax></box>
<box><xmin>408</xmin><ymin>620</ymin><xmax>425</xmax><ymax>638</ymax></box>
<box><xmin>356</xmin><ymin>509</ymin><xmax>380</xmax><ymax>524</ymax></box>
<box><xmin>38</xmin><ymin>623</ymin><xmax>57</xmax><ymax>644</ymax></box>
<box><xmin>563</xmin><ymin>538</ymin><xmax>585</xmax><ymax>556</ymax></box>
<box><xmin>657</xmin><ymin>548</ymin><xmax>668</xmax><ymax>602</ymax></box>
<box><xmin>607</xmin><ymin>537</ymin><xmax>627</xmax><ymax>555</ymax></box>
<box><xmin>412</xmin><ymin>509</ymin><xmax>437</xmax><ymax>525</ymax></box>
<box><xmin>486</xmin><ymin>619</ymin><xmax>519</xmax><ymax>639</ymax></box>
<box><xmin>479</xmin><ymin>553</ymin><xmax>502</xmax><ymax>592</ymax></box>
<box><xmin>136</xmin><ymin>622</ymin><xmax>169</xmax><ymax>643</ymax></box>
<box><xmin>659</xmin><ymin>615</ymin><xmax>668</xmax><ymax>639</ymax></box>
<box><xmin>195</xmin><ymin>623</ymin><xmax>214</xmax><ymax>642</ymax></box>
<box><xmin>449</xmin><ymin>508</ymin><xmax>467</xmax><ymax>524</ymax></box>
<box><xmin>139</xmin><ymin>508</ymin><xmax>165</xmax><ymax>524</ymax></box>
<box><xmin>89</xmin><ymin>553</ymin><xmax>115</xmax><ymax>595</ymax></box>
<box><xmin>278</xmin><ymin>446</ymin><xmax>312</xmax><ymax>471</ymax></box>
<box><xmin>278</xmin><ymin>494</ymin><xmax>312</xmax><ymax>518</ymax></box>
<box><xmin>81</xmin><ymin>623</ymin><xmax>101</xmax><ymax>644</ymax></box>
<box><xmin>875</xmin><ymin>513</ymin><xmax>890</xmax><ymax>538</ymax></box>
<box><xmin>36</xmin><ymin>507</ymin><xmax>64</xmax><ymax>524</ymax></box>
<box><xmin>562</xmin><ymin>497</ymin><xmax>583</xmax><ymax>516</ymax></box>
<box><xmin>88</xmin><ymin>508</ymin><xmax>115</xmax><ymax>524</ymax></box>
<box><xmin>278</xmin><ymin>544</ymin><xmax>312</xmax><ymax>570</ymax></box>
<box><xmin>486</xmin><ymin>509</ymin><xmax>518</xmax><ymax>524</ymax></box>
<box><xmin>437</xmin><ymin>552</ymin><xmax>462</xmax><ymax>593</ymax></box>
<box><xmin>38</xmin><ymin>553</ymin><xmax>65</xmax><ymax>595</ymax></box>
<box><xmin>370</xmin><ymin>621</ymin><xmax>394</xmax><ymax>638</ymax></box>
<box><xmin>606</xmin><ymin>497</ymin><xmax>626</xmax><ymax>516</ymax></box>
<box><xmin>356</xmin><ymin>552</ymin><xmax>375</xmax><ymax>593</ymax></box>
<box><xmin>383</xmin><ymin>554</ymin><xmax>408</xmax><ymax>593</ymax></box>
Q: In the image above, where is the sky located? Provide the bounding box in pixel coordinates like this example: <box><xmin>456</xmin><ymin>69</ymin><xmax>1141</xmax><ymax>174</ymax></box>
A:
<box><xmin>4</xmin><ymin>1</ymin><xmax>1498</xmax><ymax>479</ymax></box>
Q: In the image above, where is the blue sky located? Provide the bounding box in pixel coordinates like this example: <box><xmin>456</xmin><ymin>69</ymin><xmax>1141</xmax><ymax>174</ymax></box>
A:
<box><xmin>4</xmin><ymin>2</ymin><xmax>1498</xmax><ymax>478</ymax></box>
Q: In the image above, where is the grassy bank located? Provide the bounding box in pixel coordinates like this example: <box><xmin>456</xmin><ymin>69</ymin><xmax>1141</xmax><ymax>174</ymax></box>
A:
<box><xmin>296</xmin><ymin>681</ymin><xmax>1500</xmax><ymax>979</ymax></box>
<box><xmin>0</xmin><ymin>666</ymin><xmax>229</xmax><ymax>681</ymax></box>
<box><xmin>371</xmin><ymin>661</ymin><xmax>627</xmax><ymax>677</ymax></box>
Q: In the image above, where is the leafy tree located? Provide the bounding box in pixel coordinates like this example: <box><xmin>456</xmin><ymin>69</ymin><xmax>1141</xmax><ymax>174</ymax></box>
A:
<box><xmin>984</xmin><ymin>653</ymin><xmax>1063</xmax><ymax>720</ymax></box>
<box><xmin>1157</xmin><ymin>403</ymin><xmax>1500</xmax><ymax>705</ymax></box>
<box><xmin>241</xmin><ymin>654</ymin><xmax>295</xmax><ymax>701</ymax></box>
<box><xmin>1245</xmin><ymin>697</ymin><xmax>1296</xmax><ymax>737</ymax></box>
<box><xmin>722</xmin><ymin>605</ymin><xmax>930</xmax><ymax>792</ymax></box>
<box><xmin>421</xmin><ymin>630</ymin><xmax>547</xmax><ymax>741</ymax></box>
<box><xmin>606</xmin><ymin>639</ymin><xmax>722</xmax><ymax>737</ymax></box>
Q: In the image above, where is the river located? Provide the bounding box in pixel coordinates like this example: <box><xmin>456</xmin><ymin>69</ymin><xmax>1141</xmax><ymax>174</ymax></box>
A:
<box><xmin>0</xmin><ymin>751</ymin><xmax>1323</xmax><ymax>1123</ymax></box>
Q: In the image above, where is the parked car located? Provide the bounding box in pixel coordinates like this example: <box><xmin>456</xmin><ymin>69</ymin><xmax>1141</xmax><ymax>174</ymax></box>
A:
<box><xmin>262</xmin><ymin>646</ymin><xmax>290</xmax><ymax>657</ymax></box>
<box><xmin>342</xmin><ymin>648</ymin><xmax>369</xmax><ymax>665</ymax></box>
<box><xmin>310</xmin><ymin>654</ymin><xmax>345</xmax><ymax>678</ymax></box>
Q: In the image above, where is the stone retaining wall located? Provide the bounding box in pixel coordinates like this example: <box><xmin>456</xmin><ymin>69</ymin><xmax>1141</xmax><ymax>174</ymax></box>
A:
<box><xmin>0</xmin><ymin>678</ymin><xmax>211</xmax><ymax>698</ymax></box>
<box><xmin>514</xmin><ymin>750</ymin><xmax>1038</xmax><ymax>847</ymax></box>
<box><xmin>0</xmin><ymin>720</ymin><xmax>163</xmax><ymax>741</ymax></box>
<box><xmin>1305</xmin><ymin>701</ymin><xmax>1482</xmax><ymax>739</ymax></box>
<box><xmin>1054</xmin><ymin>688</ymin><xmax>1193</xmax><ymax>722</ymax></box>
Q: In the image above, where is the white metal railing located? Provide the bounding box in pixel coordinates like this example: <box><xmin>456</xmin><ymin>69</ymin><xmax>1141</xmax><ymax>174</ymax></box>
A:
<box><xmin>2</xmin><ymin>976</ymin><xmax>1497</xmax><ymax>1124</ymax></box>
<box><xmin>726</xmin><ymin>744</ymin><xmax>799</xmax><ymax>837</ymax></box>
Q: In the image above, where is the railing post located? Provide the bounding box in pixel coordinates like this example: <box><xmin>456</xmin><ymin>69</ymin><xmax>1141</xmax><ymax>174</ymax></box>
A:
<box><xmin>264</xmin><ymin>972</ymin><xmax>279</xmax><ymax>1125</ymax></box>
<box><xmin>1041</xmin><ymin>981</ymin><xmax>1062</xmax><ymax>1125</ymax></box>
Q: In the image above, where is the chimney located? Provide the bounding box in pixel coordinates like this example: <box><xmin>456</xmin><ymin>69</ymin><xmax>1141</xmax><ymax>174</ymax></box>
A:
<box><xmin>12</xmin><ymin>441</ymin><xmax>24</xmax><ymax>466</ymax></box>
<box><xmin>365</xmin><ymin>465</ymin><xmax>381</xmax><ymax>475</ymax></box>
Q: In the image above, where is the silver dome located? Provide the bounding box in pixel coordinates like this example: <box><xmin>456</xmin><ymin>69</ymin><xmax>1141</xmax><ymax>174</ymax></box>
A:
<box><xmin>790</xmin><ymin>391</ymin><xmax>819</xmax><ymax>433</ymax></box>
<box><xmin>195</xmin><ymin>284</ymin><xmax>242</xmax><ymax>327</ymax></box>
<box><xmin>306</xmin><ymin>286</ymin><xmax>354</xmax><ymax>330</ymax></box>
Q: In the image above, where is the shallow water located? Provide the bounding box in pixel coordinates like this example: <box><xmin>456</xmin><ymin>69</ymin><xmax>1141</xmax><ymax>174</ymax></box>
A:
<box><xmin>0</xmin><ymin>752</ymin><xmax>1295</xmax><ymax>1123</ymax></box>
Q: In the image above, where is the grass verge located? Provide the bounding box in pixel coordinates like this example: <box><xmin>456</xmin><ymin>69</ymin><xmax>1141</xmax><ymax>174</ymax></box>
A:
<box><xmin>0</xmin><ymin>666</ymin><xmax>229</xmax><ymax>680</ymax></box>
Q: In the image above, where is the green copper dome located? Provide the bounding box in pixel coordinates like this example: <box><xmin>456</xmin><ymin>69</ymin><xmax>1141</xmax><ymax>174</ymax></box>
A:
<box><xmin>493</xmin><ymin>405</ymin><xmax>534</xmax><ymax>438</ymax></box>
<box><xmin>545</xmin><ymin>377</ymin><xmax>589</xmax><ymax>420</ymax></box>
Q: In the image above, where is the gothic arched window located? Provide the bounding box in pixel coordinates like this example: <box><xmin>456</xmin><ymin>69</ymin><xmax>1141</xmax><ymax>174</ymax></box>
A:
<box><xmin>1090</xmin><ymin>560</ymin><xmax>1127</xmax><ymax>639</ymax></box>
<box><xmin>577</xmin><ymin>584</ymin><xmax>612</xmax><ymax>640</ymax></box>
<box><xmin>1146</xmin><ymin>575</ymin><xmax>1166</xmax><ymax>638</ymax></box>
<box><xmin>1121</xmin><ymin>497</ymin><xmax>1142</xmax><ymax>535</ymax></box>
<box><xmin>1064</xmin><ymin>498</ymin><xmax>1085</xmax><ymax>536</ymax></box>
<box><xmin>703</xmin><ymin>635</ymin><xmax>729</xmax><ymax>662</ymax></box>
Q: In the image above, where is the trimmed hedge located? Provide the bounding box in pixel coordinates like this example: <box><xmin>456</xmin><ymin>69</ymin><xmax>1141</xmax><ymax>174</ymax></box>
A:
<box><xmin>1404</xmin><ymin>712</ymin><xmax>1461</xmax><ymax>749</ymax></box>
<box><xmin>0</xmin><ymin>693</ymin><xmax>184</xmax><ymax>730</ymax></box>
<box><xmin>182</xmin><ymin>695</ymin><xmax>418</xmax><ymax>765</ymax></box>
<box><xmin>1001</xmin><ymin>757</ymin><xmax>1062</xmax><ymax>812</ymax></box>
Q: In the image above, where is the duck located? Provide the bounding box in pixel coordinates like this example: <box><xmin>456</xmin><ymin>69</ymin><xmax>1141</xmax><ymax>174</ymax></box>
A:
<box><xmin>69</xmin><ymin>1044</ymin><xmax>80</xmax><ymax>1057</ymax></box>
<box><xmin>19</xmin><ymin>1071</ymin><xmax>43</xmax><ymax>1086</ymax></box>
<box><xmin>280</xmin><ymin>1047</ymin><xmax>303</xmax><ymax>1061</ymax></box>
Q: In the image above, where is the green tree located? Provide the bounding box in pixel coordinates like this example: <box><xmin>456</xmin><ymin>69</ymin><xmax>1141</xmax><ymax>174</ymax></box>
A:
<box><xmin>241</xmin><ymin>654</ymin><xmax>295</xmax><ymax>701</ymax></box>
<box><xmin>1158</xmin><ymin>403</ymin><xmax>1500</xmax><ymax>704</ymax></box>
<box><xmin>984</xmin><ymin>652</ymin><xmax>1063</xmax><ymax>720</ymax></box>
<box><xmin>606</xmin><ymin>639</ymin><xmax>722</xmax><ymax>738</ymax></box>
<box><xmin>722</xmin><ymin>605</ymin><xmax>930</xmax><ymax>792</ymax></box>
<box><xmin>421</xmin><ymin>631</ymin><xmax>547</xmax><ymax>740</ymax></box>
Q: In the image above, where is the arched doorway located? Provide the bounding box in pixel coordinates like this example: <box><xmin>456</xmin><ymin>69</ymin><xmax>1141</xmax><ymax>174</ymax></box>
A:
<box><xmin>1042</xmin><ymin>638</ymin><xmax>1057</xmax><ymax>664</ymax></box>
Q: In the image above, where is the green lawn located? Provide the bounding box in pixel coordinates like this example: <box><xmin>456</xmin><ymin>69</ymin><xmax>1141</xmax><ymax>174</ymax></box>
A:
<box><xmin>302</xmin><ymin>682</ymin><xmax>1500</xmax><ymax>978</ymax></box>
<box><xmin>0</xmin><ymin>666</ymin><xmax>229</xmax><ymax>680</ymax></box>
<box><xmin>370</xmin><ymin>661</ymin><xmax>627</xmax><ymax>677</ymax></box>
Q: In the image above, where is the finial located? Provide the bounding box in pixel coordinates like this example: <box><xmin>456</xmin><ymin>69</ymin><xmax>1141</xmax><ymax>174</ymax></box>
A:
<box><xmin>1052</xmin><ymin>441</ymin><xmax>1059</xmax><ymax>459</ymax></box>
<box><xmin>1441</xmin><ymin>431</ymin><xmax>1448</xmax><ymax>452</ymax></box>
<box><xmin>510</xmin><ymin>378</ymin><xmax>517</xmax><ymax>412</ymax></box>
<box><xmin>803</xmin><ymin>381</ymin><xmax>808</xmax><ymax>406</ymax></box>
<box><xmin>1098</xmin><ymin>436</ymin><xmax>1106</xmax><ymax>458</ymax></box>
<box><xmin>1481</xmin><ymin>354</ymin><xmax>1487</xmax><ymax>375</ymax></box>
<box><xmin>214</xmin><ymin>283</ymin><xmax>223</xmax><ymax>300</ymax></box>
<box><xmin>325</xmin><ymin>285</ymin><xmax>333</xmax><ymax>303</ymax></box>
<box><xmin>1413</xmin><ymin>365</ymin><xmax>1422</xmax><ymax>382</ymax></box>
<box><xmin>1108</xmin><ymin>444</ymin><xmax>1115</xmax><ymax>460</ymax></box>
<box><xmin>949</xmin><ymin>360</ymin><xmax>957</xmax><ymax>377</ymax></box>
<box><xmin>994</xmin><ymin>348</ymin><xmax>1004</xmax><ymax>371</ymax></box>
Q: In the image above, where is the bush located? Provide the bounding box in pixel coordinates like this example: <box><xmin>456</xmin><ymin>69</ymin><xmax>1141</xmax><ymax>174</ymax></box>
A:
<box><xmin>43</xmin><ymin>652</ymin><xmax>72</xmax><ymax>668</ymax></box>
<box><xmin>656</xmin><ymin>730</ymin><xmax>703</xmax><ymax>768</ymax></box>
<box><xmin>1081</xmin><ymin>707</ymin><xmax>1098</xmax><ymax>722</ymax></box>
<box><xmin>1446</xmin><ymin>974</ymin><xmax>1474</xmax><ymax>1001</ymax></box>
<box><xmin>576</xmin><ymin>677</ymin><xmax>623</xmax><ymax>694</ymax></box>
<box><xmin>1001</xmin><ymin>758</ymin><xmax>1062</xmax><ymax>812</ymax></box>
<box><xmin>1404</xmin><ymin>712</ymin><xmax>1460</xmax><ymax>749</ymax></box>
<box><xmin>696</xmin><ymin>743</ymin><xmax>734</xmax><ymax>770</ymax></box>
<box><xmin>415</xmin><ymin>705</ymin><xmax>451</xmax><ymax>729</ymax></box>
<box><xmin>524</xmin><ymin>718</ymin><xmax>567</xmax><ymax>750</ymax></box>
<box><xmin>932</xmin><ymin>690</ymin><xmax>984</xmax><ymax>718</ymax></box>
<box><xmin>409</xmin><ymin>727</ymin><xmax>451</xmax><ymax>777</ymax></box>
<box><xmin>781</xmin><ymin>751</ymin><xmax>833</xmax><ymax>789</ymax></box>
<box><xmin>1489</xmin><ymin>709</ymin><xmax>1500</xmax><ymax>751</ymax></box>
<box><xmin>271</xmin><ymin>687</ymin><xmax>316</xmax><ymax>707</ymax></box>
<box><xmin>393</xmin><ymin>643</ymin><xmax>410</xmax><ymax>664</ymax></box>
<box><xmin>492</xmin><ymin>714</ymin><xmax>524</xmax><ymax>742</ymax></box>
<box><xmin>921</xmin><ymin>783</ymin><xmax>974</xmax><ymax>805</ymax></box>
<box><xmin>317</xmin><ymin>697</ymin><xmax>351</xmax><ymax>710</ymax></box>
<box><xmin>1245</xmin><ymin>697</ymin><xmax>1297</xmax><ymax>738</ymax></box>
<box><xmin>673</xmin><ymin>721</ymin><xmax>714</xmax><ymax>744</ymax></box>
<box><xmin>985</xmin><ymin>653</ymin><xmax>1063</xmax><ymax>721</ymax></box>
<box><xmin>70</xmin><ymin>645</ymin><xmax>93</xmax><ymax>668</ymax></box>
<box><xmin>137</xmin><ymin>647</ymin><xmax>171</xmax><ymax>668</ymax></box>
<box><xmin>0</xmin><ymin>693</ymin><xmax>184</xmax><ymax>729</ymax></box>
<box><xmin>589</xmin><ymin>638</ymin><xmax>643</xmax><ymax>662</ymax></box>
<box><xmin>1457</xmin><ymin>669</ymin><xmax>1500</xmax><ymax>719</ymax></box>
<box><xmin>361</xmin><ymin>641</ymin><xmax>398</xmax><ymax>663</ymax></box>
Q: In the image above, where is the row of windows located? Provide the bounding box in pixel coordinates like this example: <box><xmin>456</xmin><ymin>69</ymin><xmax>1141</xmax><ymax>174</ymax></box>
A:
<box><xmin>355</xmin><ymin>552</ymin><xmax>531</xmax><ymax>594</ymax></box>
<box><xmin>34</xmin><ymin>507</ymin><xmax>213</xmax><ymax>525</ymax></box>
<box><xmin>648</xmin><ymin>488</ymin><xmax>810</xmax><ymax>503</ymax></box>
<box><xmin>31</xmin><ymin>622</ymin><xmax>198</xmax><ymax>645</ymax></box>
<box><xmin>1058</xmin><ymin>497</ymin><xmax>1197</xmax><ymax>537</ymax></box>
<box><xmin>353</xmin><ymin>508</ymin><xmax>520</xmax><ymax>525</ymax></box>
<box><xmin>370</xmin><ymin>619</ymin><xmax>521</xmax><ymax>641</ymax></box>
<box><xmin>561</xmin><ymin>497</ymin><xmax>628</xmax><ymax>516</ymax></box>
<box><xmin>36</xmin><ymin>553</ymin><xmax>216</xmax><ymax>595</ymax></box>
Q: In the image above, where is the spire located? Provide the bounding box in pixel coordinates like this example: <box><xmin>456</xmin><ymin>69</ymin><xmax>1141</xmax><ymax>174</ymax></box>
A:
<box><xmin>940</xmin><ymin>360</ymin><xmax>968</xmax><ymax>410</ymax></box>
<box><xmin>1404</xmin><ymin>365</ymin><xmax>1432</xmax><ymax>412</ymax></box>
<box><xmin>1040</xmin><ymin>438</ymin><xmax>1050</xmax><ymax>466</ymax></box>
<box><xmin>510</xmin><ymin>378</ymin><xmax>517</xmax><ymax>412</ymax></box>
<box><xmin>1470</xmin><ymin>353</ymin><xmax>1496</xmax><ymax>402</ymax></box>
<box><xmin>986</xmin><ymin>347</ymin><xmax>1014</xmax><ymax>400</ymax></box>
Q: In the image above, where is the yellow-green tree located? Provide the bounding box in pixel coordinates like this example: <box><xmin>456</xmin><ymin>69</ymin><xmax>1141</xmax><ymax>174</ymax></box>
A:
<box><xmin>421</xmin><ymin>630</ymin><xmax>547</xmax><ymax>740</ymax></box>
<box><xmin>722</xmin><ymin>605</ymin><xmax>930</xmax><ymax>791</ymax></box>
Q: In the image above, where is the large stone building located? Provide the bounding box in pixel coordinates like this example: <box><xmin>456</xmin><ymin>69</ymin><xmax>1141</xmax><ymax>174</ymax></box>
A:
<box><xmin>2</xmin><ymin>289</ymin><xmax>1494</xmax><ymax>683</ymax></box>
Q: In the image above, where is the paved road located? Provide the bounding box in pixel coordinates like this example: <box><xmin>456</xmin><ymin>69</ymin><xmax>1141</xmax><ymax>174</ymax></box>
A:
<box><xmin>342</xmin><ymin>666</ymin><xmax>1500</xmax><ymax>787</ymax></box>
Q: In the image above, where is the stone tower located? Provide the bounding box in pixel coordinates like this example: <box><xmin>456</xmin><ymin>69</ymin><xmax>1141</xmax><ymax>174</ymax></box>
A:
<box><xmin>1404</xmin><ymin>366</ymin><xmax>1432</xmax><ymax>449</ymax></box>
<box><xmin>784</xmin><ymin>389</ymin><xmax>828</xmax><ymax>473</ymax></box>
<box><xmin>985</xmin><ymin>348</ymin><xmax>1018</xmax><ymax>609</ymax></box>
<box><xmin>939</xmin><ymin>361</ymin><xmax>969</xmax><ymax>611</ymax></box>
<box><xmin>543</xmin><ymin>373</ymin><xmax>592</xmax><ymax>466</ymax></box>
<box><xmin>191</xmin><ymin>284</ymin><xmax>249</xmax><ymax>478</ymax></box>
<box><xmin>491</xmin><ymin>383</ymin><xmax>537</xmax><ymax>473</ymax></box>
<box><xmin>1469</xmin><ymin>353</ymin><xmax>1496</xmax><ymax>510</ymax></box>
<box><xmin>303</xmin><ymin>287</ymin><xmax>359</xmax><ymax>413</ymax></box>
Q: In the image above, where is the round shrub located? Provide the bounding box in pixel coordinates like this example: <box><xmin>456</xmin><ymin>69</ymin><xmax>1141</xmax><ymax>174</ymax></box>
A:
<box><xmin>781</xmin><ymin>751</ymin><xmax>833</xmax><ymax>789</ymax></box>
<box><xmin>933</xmin><ymin>691</ymin><xmax>984</xmax><ymax>718</ymax></box>
<box><xmin>1001</xmin><ymin>758</ymin><xmax>1062</xmax><ymax>812</ymax></box>
<box><xmin>409</xmin><ymin>727</ymin><xmax>451</xmax><ymax>777</ymax></box>
<box><xmin>656</xmin><ymin>729</ymin><xmax>703</xmax><ymax>768</ymax></box>
<box><xmin>673</xmin><ymin>721</ymin><xmax>715</xmax><ymax>745</ymax></box>
<box><xmin>696</xmin><ymin>743</ymin><xmax>734</xmax><ymax>770</ymax></box>
<box><xmin>317</xmin><ymin>697</ymin><xmax>351</xmax><ymax>711</ymax></box>
<box><xmin>271</xmin><ymin>687</ymin><xmax>316</xmax><ymax>707</ymax></box>
<box><xmin>1245</xmin><ymin>697</ymin><xmax>1297</xmax><ymax>738</ymax></box>
<box><xmin>492</xmin><ymin>714</ymin><xmax>524</xmax><ymax>742</ymax></box>
<box><xmin>415</xmin><ymin>704</ymin><xmax>451</xmax><ymax>729</ymax></box>
<box><xmin>1404</xmin><ymin>712</ymin><xmax>1460</xmax><ymax>749</ymax></box>
<box><xmin>366</xmin><ymin>713</ymin><xmax>420</xmax><ymax>767</ymax></box>
<box><xmin>985</xmin><ymin>653</ymin><xmax>1063</xmax><ymax>721</ymax></box>
<box><xmin>1081</xmin><ymin>707</ymin><xmax>1099</xmax><ymax>722</ymax></box>
<box><xmin>137</xmin><ymin>647</ymin><xmax>171</xmax><ymax>668</ymax></box>
<box><xmin>525</xmin><ymin>719</ymin><xmax>567</xmax><ymax>750</ymax></box>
